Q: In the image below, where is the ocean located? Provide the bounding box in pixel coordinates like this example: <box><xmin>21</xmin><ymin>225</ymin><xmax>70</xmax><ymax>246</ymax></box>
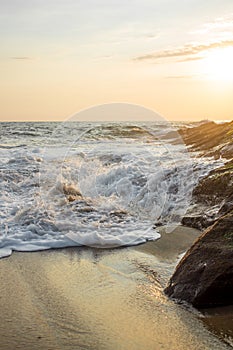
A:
<box><xmin>0</xmin><ymin>119</ymin><xmax>221</xmax><ymax>259</ymax></box>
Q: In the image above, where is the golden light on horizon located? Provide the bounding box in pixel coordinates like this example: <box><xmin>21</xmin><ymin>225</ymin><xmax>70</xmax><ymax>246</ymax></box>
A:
<box><xmin>202</xmin><ymin>47</ymin><xmax>233</xmax><ymax>81</ymax></box>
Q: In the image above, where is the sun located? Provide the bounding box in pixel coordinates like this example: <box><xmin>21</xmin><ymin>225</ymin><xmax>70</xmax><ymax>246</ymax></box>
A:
<box><xmin>201</xmin><ymin>47</ymin><xmax>233</xmax><ymax>81</ymax></box>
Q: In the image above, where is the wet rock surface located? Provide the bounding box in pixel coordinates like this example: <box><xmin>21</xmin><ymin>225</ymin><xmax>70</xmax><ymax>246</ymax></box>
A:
<box><xmin>179</xmin><ymin>120</ymin><xmax>233</xmax><ymax>159</ymax></box>
<box><xmin>165</xmin><ymin>121</ymin><xmax>233</xmax><ymax>308</ymax></box>
<box><xmin>165</xmin><ymin>211</ymin><xmax>233</xmax><ymax>308</ymax></box>
<box><xmin>181</xmin><ymin>160</ymin><xmax>233</xmax><ymax>230</ymax></box>
<box><xmin>180</xmin><ymin>122</ymin><xmax>233</xmax><ymax>231</ymax></box>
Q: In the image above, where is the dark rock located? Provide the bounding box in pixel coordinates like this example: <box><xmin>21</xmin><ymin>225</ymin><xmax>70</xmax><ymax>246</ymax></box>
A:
<box><xmin>182</xmin><ymin>159</ymin><xmax>233</xmax><ymax>231</ymax></box>
<box><xmin>165</xmin><ymin>211</ymin><xmax>233</xmax><ymax>308</ymax></box>
<box><xmin>166</xmin><ymin>121</ymin><xmax>233</xmax><ymax>309</ymax></box>
<box><xmin>181</xmin><ymin>215</ymin><xmax>216</xmax><ymax>230</ymax></box>
<box><xmin>193</xmin><ymin>164</ymin><xmax>233</xmax><ymax>205</ymax></box>
<box><xmin>218</xmin><ymin>194</ymin><xmax>233</xmax><ymax>216</ymax></box>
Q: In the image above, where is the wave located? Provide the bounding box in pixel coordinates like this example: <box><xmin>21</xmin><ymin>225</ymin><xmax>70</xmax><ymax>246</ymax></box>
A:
<box><xmin>0</xmin><ymin>121</ymin><xmax>215</xmax><ymax>259</ymax></box>
<box><xmin>0</xmin><ymin>144</ymin><xmax>27</xmax><ymax>149</ymax></box>
<box><xmin>83</xmin><ymin>124</ymin><xmax>156</xmax><ymax>140</ymax></box>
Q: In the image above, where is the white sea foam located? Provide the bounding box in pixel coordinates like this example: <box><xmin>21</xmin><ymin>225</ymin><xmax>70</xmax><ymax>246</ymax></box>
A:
<box><xmin>0</xmin><ymin>110</ymin><xmax>223</xmax><ymax>258</ymax></box>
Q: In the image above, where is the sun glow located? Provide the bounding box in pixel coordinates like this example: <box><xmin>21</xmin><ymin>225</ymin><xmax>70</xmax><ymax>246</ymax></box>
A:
<box><xmin>202</xmin><ymin>47</ymin><xmax>233</xmax><ymax>81</ymax></box>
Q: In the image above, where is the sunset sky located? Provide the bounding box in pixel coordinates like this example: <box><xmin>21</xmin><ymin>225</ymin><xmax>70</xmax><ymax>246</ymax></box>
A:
<box><xmin>1</xmin><ymin>0</ymin><xmax>233</xmax><ymax>121</ymax></box>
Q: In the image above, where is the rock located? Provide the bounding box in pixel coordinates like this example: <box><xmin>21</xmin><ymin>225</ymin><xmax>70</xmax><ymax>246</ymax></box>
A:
<box><xmin>181</xmin><ymin>215</ymin><xmax>216</xmax><ymax>230</ymax></box>
<box><xmin>218</xmin><ymin>194</ymin><xmax>233</xmax><ymax>216</ymax></box>
<box><xmin>166</xmin><ymin>121</ymin><xmax>233</xmax><ymax>308</ymax></box>
<box><xmin>193</xmin><ymin>162</ymin><xmax>233</xmax><ymax>205</ymax></box>
<box><xmin>182</xmin><ymin>160</ymin><xmax>233</xmax><ymax>231</ymax></box>
<box><xmin>164</xmin><ymin>211</ymin><xmax>233</xmax><ymax>308</ymax></box>
<box><xmin>179</xmin><ymin>120</ymin><xmax>233</xmax><ymax>159</ymax></box>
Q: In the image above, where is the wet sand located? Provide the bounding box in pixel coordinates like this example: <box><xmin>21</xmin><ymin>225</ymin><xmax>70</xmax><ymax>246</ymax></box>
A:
<box><xmin>0</xmin><ymin>226</ymin><xmax>231</xmax><ymax>350</ymax></box>
<box><xmin>202</xmin><ymin>306</ymin><xmax>233</xmax><ymax>347</ymax></box>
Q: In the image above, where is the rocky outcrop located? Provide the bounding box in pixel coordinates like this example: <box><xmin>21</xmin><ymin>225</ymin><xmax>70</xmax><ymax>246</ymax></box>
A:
<box><xmin>165</xmin><ymin>211</ymin><xmax>233</xmax><ymax>308</ymax></box>
<box><xmin>165</xmin><ymin>121</ymin><xmax>233</xmax><ymax>308</ymax></box>
<box><xmin>179</xmin><ymin>120</ymin><xmax>233</xmax><ymax>159</ymax></box>
<box><xmin>181</xmin><ymin>214</ymin><xmax>216</xmax><ymax>231</ymax></box>
<box><xmin>181</xmin><ymin>159</ymin><xmax>233</xmax><ymax>230</ymax></box>
<box><xmin>193</xmin><ymin>160</ymin><xmax>233</xmax><ymax>204</ymax></box>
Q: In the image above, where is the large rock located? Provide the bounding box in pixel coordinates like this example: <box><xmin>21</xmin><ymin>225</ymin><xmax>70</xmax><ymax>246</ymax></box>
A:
<box><xmin>181</xmin><ymin>160</ymin><xmax>233</xmax><ymax>230</ymax></box>
<box><xmin>164</xmin><ymin>211</ymin><xmax>233</xmax><ymax>308</ymax></box>
<box><xmin>179</xmin><ymin>120</ymin><xmax>233</xmax><ymax>159</ymax></box>
<box><xmin>193</xmin><ymin>160</ymin><xmax>233</xmax><ymax>205</ymax></box>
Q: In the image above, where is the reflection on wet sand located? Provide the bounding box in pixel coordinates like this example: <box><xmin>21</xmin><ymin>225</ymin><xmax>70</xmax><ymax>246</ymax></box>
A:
<box><xmin>0</xmin><ymin>228</ymin><xmax>231</xmax><ymax>350</ymax></box>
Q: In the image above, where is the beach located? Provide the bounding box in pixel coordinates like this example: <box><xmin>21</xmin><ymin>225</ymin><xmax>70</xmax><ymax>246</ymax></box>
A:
<box><xmin>0</xmin><ymin>226</ymin><xmax>230</xmax><ymax>350</ymax></box>
<box><xmin>1</xmin><ymin>120</ymin><xmax>233</xmax><ymax>349</ymax></box>
<box><xmin>1</xmin><ymin>0</ymin><xmax>233</xmax><ymax>346</ymax></box>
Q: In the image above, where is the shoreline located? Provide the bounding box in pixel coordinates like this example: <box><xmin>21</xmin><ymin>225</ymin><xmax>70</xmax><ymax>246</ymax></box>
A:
<box><xmin>0</xmin><ymin>225</ymin><xmax>231</xmax><ymax>350</ymax></box>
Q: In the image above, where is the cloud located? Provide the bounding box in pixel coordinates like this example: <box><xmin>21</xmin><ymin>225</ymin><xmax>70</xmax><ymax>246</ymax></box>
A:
<box><xmin>191</xmin><ymin>14</ymin><xmax>233</xmax><ymax>34</ymax></box>
<box><xmin>144</xmin><ymin>33</ymin><xmax>159</xmax><ymax>40</ymax></box>
<box><xmin>10</xmin><ymin>56</ymin><xmax>34</xmax><ymax>60</ymax></box>
<box><xmin>165</xmin><ymin>75</ymin><xmax>193</xmax><ymax>79</ymax></box>
<box><xmin>177</xmin><ymin>56</ymin><xmax>204</xmax><ymax>63</ymax></box>
<box><xmin>133</xmin><ymin>40</ymin><xmax>233</xmax><ymax>62</ymax></box>
<box><xmin>164</xmin><ymin>75</ymin><xmax>200</xmax><ymax>80</ymax></box>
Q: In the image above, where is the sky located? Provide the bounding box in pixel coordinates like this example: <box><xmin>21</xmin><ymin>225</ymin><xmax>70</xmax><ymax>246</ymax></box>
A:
<box><xmin>0</xmin><ymin>0</ymin><xmax>233</xmax><ymax>121</ymax></box>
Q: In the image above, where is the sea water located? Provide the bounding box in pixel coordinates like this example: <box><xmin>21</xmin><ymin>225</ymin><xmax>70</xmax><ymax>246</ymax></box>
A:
<box><xmin>0</xmin><ymin>120</ymin><xmax>221</xmax><ymax>258</ymax></box>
